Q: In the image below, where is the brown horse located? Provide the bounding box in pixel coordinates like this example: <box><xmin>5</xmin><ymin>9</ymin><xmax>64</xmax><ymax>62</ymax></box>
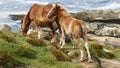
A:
<box><xmin>21</xmin><ymin>3</ymin><xmax>61</xmax><ymax>43</ymax></box>
<box><xmin>47</xmin><ymin>3</ymin><xmax>92</xmax><ymax>62</ymax></box>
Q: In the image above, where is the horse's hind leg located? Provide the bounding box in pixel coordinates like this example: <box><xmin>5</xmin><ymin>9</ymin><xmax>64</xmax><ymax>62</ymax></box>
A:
<box><xmin>82</xmin><ymin>35</ymin><xmax>92</xmax><ymax>62</ymax></box>
<box><xmin>74</xmin><ymin>38</ymin><xmax>84</xmax><ymax>61</ymax></box>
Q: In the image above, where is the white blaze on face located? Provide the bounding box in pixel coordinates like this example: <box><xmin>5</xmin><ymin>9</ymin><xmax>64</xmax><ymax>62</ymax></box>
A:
<box><xmin>47</xmin><ymin>4</ymin><xmax>56</xmax><ymax>18</ymax></box>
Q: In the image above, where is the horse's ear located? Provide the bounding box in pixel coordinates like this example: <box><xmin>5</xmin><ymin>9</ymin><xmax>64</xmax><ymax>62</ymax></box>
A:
<box><xmin>55</xmin><ymin>3</ymin><xmax>58</xmax><ymax>6</ymax></box>
<box><xmin>55</xmin><ymin>2</ymin><xmax>59</xmax><ymax>7</ymax></box>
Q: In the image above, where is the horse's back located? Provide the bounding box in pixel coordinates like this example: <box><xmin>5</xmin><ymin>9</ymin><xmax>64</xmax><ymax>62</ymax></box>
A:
<box><xmin>29</xmin><ymin>4</ymin><xmax>42</xmax><ymax>18</ymax></box>
<box><xmin>29</xmin><ymin>3</ymin><xmax>52</xmax><ymax>14</ymax></box>
<box><xmin>29</xmin><ymin>4</ymin><xmax>53</xmax><ymax>21</ymax></box>
<box><xmin>31</xmin><ymin>3</ymin><xmax>42</xmax><ymax>8</ymax></box>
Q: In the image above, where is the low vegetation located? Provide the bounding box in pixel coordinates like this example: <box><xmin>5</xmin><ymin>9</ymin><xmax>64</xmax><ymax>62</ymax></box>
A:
<box><xmin>0</xmin><ymin>31</ymin><xmax>119</xmax><ymax>68</ymax></box>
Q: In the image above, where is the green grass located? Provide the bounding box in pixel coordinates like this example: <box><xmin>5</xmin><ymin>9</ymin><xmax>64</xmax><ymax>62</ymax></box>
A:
<box><xmin>0</xmin><ymin>31</ymin><xmax>120</xmax><ymax>68</ymax></box>
<box><xmin>104</xmin><ymin>45</ymin><xmax>120</xmax><ymax>60</ymax></box>
<box><xmin>0</xmin><ymin>31</ymin><xmax>82</xmax><ymax>68</ymax></box>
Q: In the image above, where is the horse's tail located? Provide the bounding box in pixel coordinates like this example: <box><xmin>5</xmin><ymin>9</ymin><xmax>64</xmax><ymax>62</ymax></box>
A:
<box><xmin>85</xmin><ymin>23</ymin><xmax>89</xmax><ymax>30</ymax></box>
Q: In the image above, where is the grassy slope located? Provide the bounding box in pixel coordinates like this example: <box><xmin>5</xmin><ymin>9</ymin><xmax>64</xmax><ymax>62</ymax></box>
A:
<box><xmin>0</xmin><ymin>31</ymin><xmax>82</xmax><ymax>68</ymax></box>
<box><xmin>0</xmin><ymin>31</ymin><xmax>120</xmax><ymax>68</ymax></box>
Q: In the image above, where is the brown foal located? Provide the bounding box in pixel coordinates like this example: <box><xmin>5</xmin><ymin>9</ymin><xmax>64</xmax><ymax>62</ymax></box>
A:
<box><xmin>47</xmin><ymin>3</ymin><xmax>92</xmax><ymax>62</ymax></box>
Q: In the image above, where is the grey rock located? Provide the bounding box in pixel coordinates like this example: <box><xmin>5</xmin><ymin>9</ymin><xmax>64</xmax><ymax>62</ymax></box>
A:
<box><xmin>72</xmin><ymin>10</ymin><xmax>120</xmax><ymax>22</ymax></box>
<box><xmin>9</xmin><ymin>14</ymin><xmax>25</xmax><ymax>20</ymax></box>
<box><xmin>0</xmin><ymin>24</ymin><xmax>11</xmax><ymax>32</ymax></box>
<box><xmin>71</xmin><ymin>10</ymin><xmax>120</xmax><ymax>37</ymax></box>
<box><xmin>88</xmin><ymin>34</ymin><xmax>120</xmax><ymax>49</ymax></box>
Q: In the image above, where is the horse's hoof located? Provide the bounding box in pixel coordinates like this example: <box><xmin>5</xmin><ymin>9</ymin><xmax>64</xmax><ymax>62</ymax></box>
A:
<box><xmin>72</xmin><ymin>45</ymin><xmax>76</xmax><ymax>49</ymax></box>
<box><xmin>59</xmin><ymin>43</ymin><xmax>64</xmax><ymax>49</ymax></box>
<box><xmin>59</xmin><ymin>42</ymin><xmax>62</xmax><ymax>45</ymax></box>
<box><xmin>51</xmin><ymin>40</ymin><xmax>54</xmax><ymax>43</ymax></box>
<box><xmin>80</xmin><ymin>58</ymin><xmax>84</xmax><ymax>62</ymax></box>
<box><xmin>51</xmin><ymin>41</ymin><xmax>56</xmax><ymax>44</ymax></box>
<box><xmin>51</xmin><ymin>38</ymin><xmax>56</xmax><ymax>43</ymax></box>
<box><xmin>60</xmin><ymin>46</ymin><xmax>64</xmax><ymax>49</ymax></box>
<box><xmin>38</xmin><ymin>39</ymin><xmax>43</xmax><ymax>43</ymax></box>
<box><xmin>88</xmin><ymin>59</ymin><xmax>93</xmax><ymax>63</ymax></box>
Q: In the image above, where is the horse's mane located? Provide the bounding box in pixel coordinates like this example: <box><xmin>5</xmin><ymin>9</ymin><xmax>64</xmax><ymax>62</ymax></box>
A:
<box><xmin>57</xmin><ymin>4</ymin><xmax>71</xmax><ymax>17</ymax></box>
<box><xmin>57</xmin><ymin>4</ymin><xmax>68</xmax><ymax>13</ymax></box>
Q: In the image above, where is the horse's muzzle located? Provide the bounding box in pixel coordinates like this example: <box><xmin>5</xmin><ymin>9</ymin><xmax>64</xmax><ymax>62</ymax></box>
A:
<box><xmin>47</xmin><ymin>15</ymin><xmax>52</xmax><ymax>19</ymax></box>
<box><xmin>22</xmin><ymin>32</ymin><xmax>27</xmax><ymax>36</ymax></box>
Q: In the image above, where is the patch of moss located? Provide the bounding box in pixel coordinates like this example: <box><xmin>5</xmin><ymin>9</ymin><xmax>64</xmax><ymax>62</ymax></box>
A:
<box><xmin>0</xmin><ymin>51</ymin><xmax>13</xmax><ymax>65</ymax></box>
<box><xmin>15</xmin><ymin>45</ymin><xmax>37</xmax><ymax>59</ymax></box>
<box><xmin>0</xmin><ymin>50</ymin><xmax>26</xmax><ymax>68</ymax></box>
<box><xmin>0</xmin><ymin>34</ymin><xmax>15</xmax><ymax>43</ymax></box>
<box><xmin>47</xmin><ymin>45</ymin><xmax>71</xmax><ymax>61</ymax></box>
<box><xmin>90</xmin><ymin>42</ymin><xmax>115</xmax><ymax>59</ymax></box>
<box><xmin>26</xmin><ymin>37</ymin><xmax>46</xmax><ymax>46</ymax></box>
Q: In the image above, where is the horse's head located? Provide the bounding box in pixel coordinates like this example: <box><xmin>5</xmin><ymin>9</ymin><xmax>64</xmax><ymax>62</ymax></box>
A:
<box><xmin>21</xmin><ymin>19</ymin><xmax>29</xmax><ymax>36</ymax></box>
<box><xmin>47</xmin><ymin>3</ymin><xmax>60</xmax><ymax>18</ymax></box>
<box><xmin>47</xmin><ymin>3</ymin><xmax>68</xmax><ymax>19</ymax></box>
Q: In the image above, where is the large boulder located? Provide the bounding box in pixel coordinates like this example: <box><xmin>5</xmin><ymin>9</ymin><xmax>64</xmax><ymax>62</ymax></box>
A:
<box><xmin>0</xmin><ymin>24</ymin><xmax>11</xmax><ymax>32</ymax></box>
<box><xmin>71</xmin><ymin>10</ymin><xmax>120</xmax><ymax>22</ymax></box>
<box><xmin>9</xmin><ymin>14</ymin><xmax>25</xmax><ymax>20</ymax></box>
<box><xmin>95</xmin><ymin>26</ymin><xmax>120</xmax><ymax>37</ymax></box>
<box><xmin>88</xmin><ymin>34</ymin><xmax>120</xmax><ymax>49</ymax></box>
<box><xmin>71</xmin><ymin>10</ymin><xmax>120</xmax><ymax>37</ymax></box>
<box><xmin>88</xmin><ymin>22</ymin><xmax>120</xmax><ymax>37</ymax></box>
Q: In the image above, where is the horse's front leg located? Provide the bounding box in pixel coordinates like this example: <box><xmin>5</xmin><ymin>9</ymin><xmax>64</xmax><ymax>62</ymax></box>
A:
<box><xmin>37</xmin><ymin>26</ymin><xmax>42</xmax><ymax>40</ymax></box>
<box><xmin>70</xmin><ymin>35</ymin><xmax>77</xmax><ymax>48</ymax></box>
<box><xmin>60</xmin><ymin>27</ymin><xmax>65</xmax><ymax>48</ymax></box>
<box><xmin>60</xmin><ymin>35</ymin><xmax>65</xmax><ymax>48</ymax></box>
<box><xmin>27</xmin><ymin>28</ymin><xmax>33</xmax><ymax>36</ymax></box>
<box><xmin>49</xmin><ymin>24</ymin><xmax>56</xmax><ymax>43</ymax></box>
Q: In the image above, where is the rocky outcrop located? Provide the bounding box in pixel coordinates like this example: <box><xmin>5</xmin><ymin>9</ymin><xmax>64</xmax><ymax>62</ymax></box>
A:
<box><xmin>10</xmin><ymin>10</ymin><xmax>120</xmax><ymax>22</ymax></box>
<box><xmin>101</xmin><ymin>59</ymin><xmax>120</xmax><ymax>68</ymax></box>
<box><xmin>91</xmin><ymin>23</ymin><xmax>120</xmax><ymax>37</ymax></box>
<box><xmin>88</xmin><ymin>34</ymin><xmax>120</xmax><ymax>49</ymax></box>
<box><xmin>0</xmin><ymin>24</ymin><xmax>11</xmax><ymax>32</ymax></box>
<box><xmin>87</xmin><ymin>22</ymin><xmax>120</xmax><ymax>37</ymax></box>
<box><xmin>71</xmin><ymin>10</ymin><xmax>120</xmax><ymax>22</ymax></box>
<box><xmin>94</xmin><ymin>25</ymin><xmax>120</xmax><ymax>37</ymax></box>
<box><xmin>9</xmin><ymin>14</ymin><xmax>24</xmax><ymax>20</ymax></box>
<box><xmin>71</xmin><ymin>10</ymin><xmax>120</xmax><ymax>37</ymax></box>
